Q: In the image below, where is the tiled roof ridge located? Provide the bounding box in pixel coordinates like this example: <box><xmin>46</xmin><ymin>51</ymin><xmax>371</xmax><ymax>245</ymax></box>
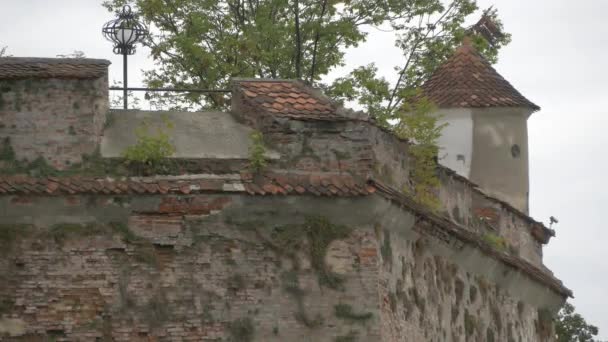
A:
<box><xmin>0</xmin><ymin>57</ymin><xmax>110</xmax><ymax>79</ymax></box>
<box><xmin>0</xmin><ymin>174</ymin><xmax>247</xmax><ymax>195</ymax></box>
<box><xmin>232</xmin><ymin>78</ymin><xmax>409</xmax><ymax>143</ymax></box>
<box><xmin>0</xmin><ymin>170</ymin><xmax>555</xmax><ymax>242</ymax></box>
<box><xmin>0</xmin><ymin>172</ymin><xmax>372</xmax><ymax>197</ymax></box>
<box><xmin>420</xmin><ymin>41</ymin><xmax>540</xmax><ymax>111</ymax></box>
<box><xmin>369</xmin><ymin>178</ymin><xmax>572</xmax><ymax>298</ymax></box>
<box><xmin>241</xmin><ymin>171</ymin><xmax>374</xmax><ymax>196</ymax></box>
<box><xmin>0</xmin><ymin>57</ymin><xmax>111</xmax><ymax>65</ymax></box>
<box><xmin>234</xmin><ymin>78</ymin><xmax>339</xmax><ymax>120</ymax></box>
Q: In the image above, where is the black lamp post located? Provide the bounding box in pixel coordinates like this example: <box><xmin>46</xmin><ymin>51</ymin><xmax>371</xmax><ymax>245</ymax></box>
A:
<box><xmin>102</xmin><ymin>5</ymin><xmax>148</xmax><ymax>110</ymax></box>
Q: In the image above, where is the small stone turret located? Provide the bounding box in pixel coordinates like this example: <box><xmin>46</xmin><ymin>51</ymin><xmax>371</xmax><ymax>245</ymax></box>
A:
<box><xmin>421</xmin><ymin>40</ymin><xmax>539</xmax><ymax>213</ymax></box>
<box><xmin>0</xmin><ymin>57</ymin><xmax>109</xmax><ymax>169</ymax></box>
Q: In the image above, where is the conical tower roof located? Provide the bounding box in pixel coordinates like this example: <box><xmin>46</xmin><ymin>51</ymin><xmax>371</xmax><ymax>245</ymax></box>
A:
<box><xmin>420</xmin><ymin>40</ymin><xmax>540</xmax><ymax>111</ymax></box>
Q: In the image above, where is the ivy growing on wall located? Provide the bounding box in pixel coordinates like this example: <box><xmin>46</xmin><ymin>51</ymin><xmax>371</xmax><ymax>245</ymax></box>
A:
<box><xmin>250</xmin><ymin>216</ymin><xmax>354</xmax><ymax>329</ymax></box>
<box><xmin>483</xmin><ymin>233</ymin><xmax>507</xmax><ymax>251</ymax></box>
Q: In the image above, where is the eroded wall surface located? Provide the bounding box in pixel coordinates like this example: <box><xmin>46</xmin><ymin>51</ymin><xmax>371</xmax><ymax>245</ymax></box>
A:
<box><xmin>0</xmin><ymin>76</ymin><xmax>108</xmax><ymax>169</ymax></box>
<box><xmin>258</xmin><ymin>116</ymin><xmax>546</xmax><ymax>269</ymax></box>
<box><xmin>0</xmin><ymin>193</ymin><xmax>560</xmax><ymax>341</ymax></box>
<box><xmin>0</xmin><ymin>195</ymin><xmax>385</xmax><ymax>341</ymax></box>
<box><xmin>375</xmin><ymin>206</ymin><xmax>558</xmax><ymax>342</ymax></box>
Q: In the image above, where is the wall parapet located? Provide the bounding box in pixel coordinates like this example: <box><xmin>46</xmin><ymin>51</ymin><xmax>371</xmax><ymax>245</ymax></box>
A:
<box><xmin>0</xmin><ymin>171</ymin><xmax>572</xmax><ymax>300</ymax></box>
<box><xmin>0</xmin><ymin>57</ymin><xmax>110</xmax><ymax>169</ymax></box>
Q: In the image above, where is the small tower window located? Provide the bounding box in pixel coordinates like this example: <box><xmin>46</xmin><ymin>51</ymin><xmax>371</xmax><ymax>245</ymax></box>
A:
<box><xmin>511</xmin><ymin>144</ymin><xmax>521</xmax><ymax>158</ymax></box>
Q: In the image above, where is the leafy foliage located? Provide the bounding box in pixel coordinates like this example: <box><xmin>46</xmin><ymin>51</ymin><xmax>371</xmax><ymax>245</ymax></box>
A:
<box><xmin>482</xmin><ymin>233</ymin><xmax>507</xmax><ymax>251</ymax></box>
<box><xmin>304</xmin><ymin>216</ymin><xmax>352</xmax><ymax>289</ymax></box>
<box><xmin>110</xmin><ymin>80</ymin><xmax>142</xmax><ymax>110</ymax></box>
<box><xmin>122</xmin><ymin>116</ymin><xmax>176</xmax><ymax>165</ymax></box>
<box><xmin>249</xmin><ymin>131</ymin><xmax>267</xmax><ymax>172</ymax></box>
<box><xmin>394</xmin><ymin>95</ymin><xmax>445</xmax><ymax>209</ymax></box>
<box><xmin>102</xmin><ymin>0</ymin><xmax>510</xmax><ymax>117</ymax></box>
<box><xmin>555</xmin><ymin>302</ymin><xmax>600</xmax><ymax>342</ymax></box>
<box><xmin>326</xmin><ymin>6</ymin><xmax>511</xmax><ymax>126</ymax></box>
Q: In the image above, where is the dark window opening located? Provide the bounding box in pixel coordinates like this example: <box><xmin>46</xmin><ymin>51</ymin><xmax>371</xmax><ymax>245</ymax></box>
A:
<box><xmin>511</xmin><ymin>144</ymin><xmax>521</xmax><ymax>158</ymax></box>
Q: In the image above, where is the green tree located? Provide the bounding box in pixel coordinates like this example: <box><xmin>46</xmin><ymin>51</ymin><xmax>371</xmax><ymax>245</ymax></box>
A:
<box><xmin>102</xmin><ymin>0</ymin><xmax>510</xmax><ymax>119</ymax></box>
<box><xmin>326</xmin><ymin>6</ymin><xmax>510</xmax><ymax>126</ymax></box>
<box><xmin>556</xmin><ymin>302</ymin><xmax>600</xmax><ymax>342</ymax></box>
<box><xmin>394</xmin><ymin>93</ymin><xmax>445</xmax><ymax>208</ymax></box>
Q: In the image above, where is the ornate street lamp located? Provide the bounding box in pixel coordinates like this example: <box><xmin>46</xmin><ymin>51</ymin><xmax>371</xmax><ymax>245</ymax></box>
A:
<box><xmin>102</xmin><ymin>5</ymin><xmax>148</xmax><ymax>109</ymax></box>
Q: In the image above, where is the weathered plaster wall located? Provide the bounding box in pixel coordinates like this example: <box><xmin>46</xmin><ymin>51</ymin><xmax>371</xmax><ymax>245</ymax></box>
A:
<box><xmin>0</xmin><ymin>194</ymin><xmax>386</xmax><ymax>341</ymax></box>
<box><xmin>469</xmin><ymin>107</ymin><xmax>532</xmax><ymax>213</ymax></box>
<box><xmin>434</xmin><ymin>106</ymin><xmax>532</xmax><ymax>213</ymax></box>
<box><xmin>101</xmin><ymin>110</ymin><xmax>279</xmax><ymax>160</ymax></box>
<box><xmin>436</xmin><ymin>108</ymin><xmax>474</xmax><ymax>178</ymax></box>
<box><xmin>0</xmin><ymin>194</ymin><xmax>561</xmax><ymax>341</ymax></box>
<box><xmin>0</xmin><ymin>76</ymin><xmax>108</xmax><ymax>169</ymax></box>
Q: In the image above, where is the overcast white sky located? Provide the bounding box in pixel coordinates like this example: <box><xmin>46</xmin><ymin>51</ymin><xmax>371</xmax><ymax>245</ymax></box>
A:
<box><xmin>1</xmin><ymin>0</ymin><xmax>607</xmax><ymax>338</ymax></box>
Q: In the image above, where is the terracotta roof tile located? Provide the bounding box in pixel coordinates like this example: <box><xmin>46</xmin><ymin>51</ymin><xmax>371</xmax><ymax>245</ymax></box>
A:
<box><xmin>0</xmin><ymin>57</ymin><xmax>110</xmax><ymax>79</ymax></box>
<box><xmin>420</xmin><ymin>41</ymin><xmax>540</xmax><ymax>111</ymax></box>
<box><xmin>235</xmin><ymin>79</ymin><xmax>344</xmax><ymax>120</ymax></box>
<box><xmin>0</xmin><ymin>173</ymin><xmax>371</xmax><ymax>197</ymax></box>
<box><xmin>241</xmin><ymin>172</ymin><xmax>370</xmax><ymax>197</ymax></box>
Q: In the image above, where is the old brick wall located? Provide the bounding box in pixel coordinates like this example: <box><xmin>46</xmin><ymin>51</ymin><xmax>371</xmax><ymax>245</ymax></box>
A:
<box><xmin>0</xmin><ymin>77</ymin><xmax>565</xmax><ymax>341</ymax></box>
<box><xmin>261</xmin><ymin>118</ymin><xmax>374</xmax><ymax>174</ymax></box>
<box><xmin>0</xmin><ymin>192</ymin><xmax>563</xmax><ymax>341</ymax></box>
<box><xmin>0</xmin><ymin>72</ymin><xmax>108</xmax><ymax>169</ymax></box>
<box><xmin>0</xmin><ymin>194</ymin><xmax>385</xmax><ymax>341</ymax></box>
<box><xmin>256</xmin><ymin>113</ymin><xmax>547</xmax><ymax>268</ymax></box>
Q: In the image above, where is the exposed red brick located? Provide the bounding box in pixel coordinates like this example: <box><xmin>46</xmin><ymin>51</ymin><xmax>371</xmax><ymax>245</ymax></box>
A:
<box><xmin>474</xmin><ymin>207</ymin><xmax>499</xmax><ymax>224</ymax></box>
<box><xmin>241</xmin><ymin>172</ymin><xmax>371</xmax><ymax>197</ymax></box>
<box><xmin>359</xmin><ymin>247</ymin><xmax>378</xmax><ymax>257</ymax></box>
<box><xmin>157</xmin><ymin>196</ymin><xmax>232</xmax><ymax>215</ymax></box>
<box><xmin>10</xmin><ymin>196</ymin><xmax>34</xmax><ymax>205</ymax></box>
<box><xmin>64</xmin><ymin>196</ymin><xmax>80</xmax><ymax>206</ymax></box>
